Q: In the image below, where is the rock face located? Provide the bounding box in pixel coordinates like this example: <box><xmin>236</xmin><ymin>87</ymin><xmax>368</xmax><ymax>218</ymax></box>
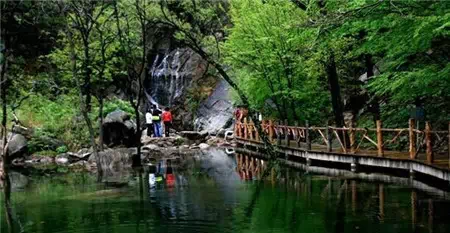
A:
<box><xmin>5</xmin><ymin>133</ymin><xmax>28</xmax><ymax>160</ymax></box>
<box><xmin>194</xmin><ymin>80</ymin><xmax>234</xmax><ymax>134</ymax></box>
<box><xmin>102</xmin><ymin>110</ymin><xmax>137</xmax><ymax>147</ymax></box>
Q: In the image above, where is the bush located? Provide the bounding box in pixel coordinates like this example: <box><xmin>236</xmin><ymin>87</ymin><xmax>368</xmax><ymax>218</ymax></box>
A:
<box><xmin>34</xmin><ymin>150</ymin><xmax>59</xmax><ymax>157</ymax></box>
<box><xmin>17</xmin><ymin>94</ymin><xmax>91</xmax><ymax>151</ymax></box>
<box><xmin>16</xmin><ymin>94</ymin><xmax>136</xmax><ymax>152</ymax></box>
<box><xmin>56</xmin><ymin>145</ymin><xmax>68</xmax><ymax>154</ymax></box>
<box><xmin>103</xmin><ymin>98</ymin><xmax>135</xmax><ymax>117</ymax></box>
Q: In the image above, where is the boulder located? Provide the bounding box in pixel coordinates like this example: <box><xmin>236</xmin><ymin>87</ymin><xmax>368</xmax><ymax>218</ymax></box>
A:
<box><xmin>55</xmin><ymin>154</ymin><xmax>70</xmax><ymax>165</ymax></box>
<box><xmin>55</xmin><ymin>152</ymin><xmax>90</xmax><ymax>165</ymax></box>
<box><xmin>69</xmin><ymin>160</ymin><xmax>87</xmax><ymax>168</ymax></box>
<box><xmin>180</xmin><ymin>131</ymin><xmax>208</xmax><ymax>141</ymax></box>
<box><xmin>199</xmin><ymin>143</ymin><xmax>210</xmax><ymax>150</ymax></box>
<box><xmin>38</xmin><ymin>156</ymin><xmax>54</xmax><ymax>164</ymax></box>
<box><xmin>5</xmin><ymin>133</ymin><xmax>28</xmax><ymax>160</ymax></box>
<box><xmin>194</xmin><ymin>80</ymin><xmax>234</xmax><ymax>134</ymax></box>
<box><xmin>142</xmin><ymin>144</ymin><xmax>160</xmax><ymax>151</ymax></box>
<box><xmin>102</xmin><ymin>110</ymin><xmax>137</xmax><ymax>147</ymax></box>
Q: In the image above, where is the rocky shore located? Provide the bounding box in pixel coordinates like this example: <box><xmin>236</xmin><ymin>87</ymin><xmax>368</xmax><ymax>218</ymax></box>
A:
<box><xmin>10</xmin><ymin>133</ymin><xmax>234</xmax><ymax>173</ymax></box>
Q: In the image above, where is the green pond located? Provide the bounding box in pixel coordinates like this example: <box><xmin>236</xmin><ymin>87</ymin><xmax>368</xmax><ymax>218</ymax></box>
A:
<box><xmin>1</xmin><ymin>149</ymin><xmax>450</xmax><ymax>233</ymax></box>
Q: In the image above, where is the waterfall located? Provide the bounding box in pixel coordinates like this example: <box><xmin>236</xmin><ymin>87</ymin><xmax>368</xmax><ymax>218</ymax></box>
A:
<box><xmin>146</xmin><ymin>48</ymin><xmax>197</xmax><ymax>107</ymax></box>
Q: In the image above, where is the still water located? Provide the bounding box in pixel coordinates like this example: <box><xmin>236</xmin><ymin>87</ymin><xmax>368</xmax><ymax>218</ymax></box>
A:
<box><xmin>1</xmin><ymin>148</ymin><xmax>450</xmax><ymax>233</ymax></box>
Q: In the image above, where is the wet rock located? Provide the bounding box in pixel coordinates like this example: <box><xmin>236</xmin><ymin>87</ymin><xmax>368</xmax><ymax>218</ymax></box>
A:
<box><xmin>70</xmin><ymin>150</ymin><xmax>91</xmax><ymax>160</ymax></box>
<box><xmin>56</xmin><ymin>153</ymin><xmax>70</xmax><ymax>165</ymax></box>
<box><xmin>206</xmin><ymin>136</ymin><xmax>226</xmax><ymax>146</ymax></box>
<box><xmin>77</xmin><ymin>148</ymin><xmax>92</xmax><ymax>155</ymax></box>
<box><xmin>180</xmin><ymin>131</ymin><xmax>208</xmax><ymax>141</ymax></box>
<box><xmin>194</xmin><ymin>80</ymin><xmax>234</xmax><ymax>134</ymax></box>
<box><xmin>102</xmin><ymin>110</ymin><xmax>137</xmax><ymax>147</ymax></box>
<box><xmin>199</xmin><ymin>143</ymin><xmax>210</xmax><ymax>150</ymax></box>
<box><xmin>142</xmin><ymin>144</ymin><xmax>159</xmax><ymax>151</ymax></box>
<box><xmin>69</xmin><ymin>160</ymin><xmax>87</xmax><ymax>167</ymax></box>
<box><xmin>189</xmin><ymin>145</ymin><xmax>200</xmax><ymax>149</ymax></box>
<box><xmin>38</xmin><ymin>156</ymin><xmax>54</xmax><ymax>164</ymax></box>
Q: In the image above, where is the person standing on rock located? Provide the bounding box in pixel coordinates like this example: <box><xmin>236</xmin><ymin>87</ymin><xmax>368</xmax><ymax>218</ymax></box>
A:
<box><xmin>162</xmin><ymin>107</ymin><xmax>173</xmax><ymax>137</ymax></box>
<box><xmin>145</xmin><ymin>107</ymin><xmax>153</xmax><ymax>137</ymax></box>
<box><xmin>151</xmin><ymin>105</ymin><xmax>162</xmax><ymax>137</ymax></box>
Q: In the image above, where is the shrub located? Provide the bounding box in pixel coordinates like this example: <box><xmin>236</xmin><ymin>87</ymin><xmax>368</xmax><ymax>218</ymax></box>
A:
<box><xmin>56</xmin><ymin>145</ymin><xmax>68</xmax><ymax>154</ymax></box>
<box><xmin>103</xmin><ymin>98</ymin><xmax>135</xmax><ymax>117</ymax></box>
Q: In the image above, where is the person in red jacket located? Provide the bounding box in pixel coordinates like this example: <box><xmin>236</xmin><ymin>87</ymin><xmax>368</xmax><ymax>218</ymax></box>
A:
<box><xmin>162</xmin><ymin>107</ymin><xmax>173</xmax><ymax>137</ymax></box>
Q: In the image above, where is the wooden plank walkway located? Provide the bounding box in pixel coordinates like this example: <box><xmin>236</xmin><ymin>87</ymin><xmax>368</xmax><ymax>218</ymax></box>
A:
<box><xmin>235</xmin><ymin>118</ymin><xmax>450</xmax><ymax>170</ymax></box>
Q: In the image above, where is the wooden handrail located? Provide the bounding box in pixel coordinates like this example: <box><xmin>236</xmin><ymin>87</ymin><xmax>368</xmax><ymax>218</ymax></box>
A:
<box><xmin>235</xmin><ymin>118</ymin><xmax>449</xmax><ymax>167</ymax></box>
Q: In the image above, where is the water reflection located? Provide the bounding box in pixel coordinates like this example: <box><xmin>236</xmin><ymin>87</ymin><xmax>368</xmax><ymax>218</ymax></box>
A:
<box><xmin>1</xmin><ymin>150</ymin><xmax>450</xmax><ymax>233</ymax></box>
<box><xmin>2</xmin><ymin>165</ymin><xmax>13</xmax><ymax>233</ymax></box>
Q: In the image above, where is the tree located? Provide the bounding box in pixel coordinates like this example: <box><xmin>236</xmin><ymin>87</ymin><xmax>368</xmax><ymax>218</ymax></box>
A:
<box><xmin>223</xmin><ymin>0</ymin><xmax>328</xmax><ymax>123</ymax></box>
<box><xmin>1</xmin><ymin>1</ymin><xmax>64</xmax><ymax>165</ymax></box>
<box><xmin>54</xmin><ymin>0</ymin><xmax>114</xmax><ymax>176</ymax></box>
<box><xmin>113</xmin><ymin>0</ymin><xmax>156</xmax><ymax>167</ymax></box>
<box><xmin>91</xmin><ymin>7</ymin><xmax>120</xmax><ymax>151</ymax></box>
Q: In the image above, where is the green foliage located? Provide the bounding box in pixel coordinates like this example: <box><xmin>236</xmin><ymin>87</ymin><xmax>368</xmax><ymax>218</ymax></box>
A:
<box><xmin>17</xmin><ymin>94</ymin><xmax>93</xmax><ymax>151</ymax></box>
<box><xmin>34</xmin><ymin>150</ymin><xmax>59</xmax><ymax>157</ymax></box>
<box><xmin>223</xmin><ymin>0</ymin><xmax>329</xmax><ymax>123</ymax></box>
<box><xmin>103</xmin><ymin>98</ymin><xmax>135</xmax><ymax>117</ymax></box>
<box><xmin>28</xmin><ymin>129</ymin><xmax>58</xmax><ymax>154</ymax></box>
<box><xmin>4</xmin><ymin>0</ymin><xmax>450</xmax><ymax>153</ymax></box>
<box><xmin>56</xmin><ymin>145</ymin><xmax>69</xmax><ymax>154</ymax></box>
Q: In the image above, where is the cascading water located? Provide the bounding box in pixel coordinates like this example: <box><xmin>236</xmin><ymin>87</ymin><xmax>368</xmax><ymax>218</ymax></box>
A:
<box><xmin>146</xmin><ymin>48</ymin><xmax>198</xmax><ymax>107</ymax></box>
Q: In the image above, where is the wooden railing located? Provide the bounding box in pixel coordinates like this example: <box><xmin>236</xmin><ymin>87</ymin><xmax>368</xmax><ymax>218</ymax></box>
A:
<box><xmin>235</xmin><ymin>118</ymin><xmax>450</xmax><ymax>167</ymax></box>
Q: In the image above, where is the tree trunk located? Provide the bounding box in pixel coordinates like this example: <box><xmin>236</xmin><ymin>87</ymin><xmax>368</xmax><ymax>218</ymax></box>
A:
<box><xmin>98</xmin><ymin>96</ymin><xmax>104</xmax><ymax>151</ymax></box>
<box><xmin>1</xmin><ymin>59</ymin><xmax>7</xmax><ymax>133</ymax></box>
<box><xmin>1</xmin><ymin>55</ymin><xmax>8</xmax><ymax>166</ymax></box>
<box><xmin>132</xmin><ymin>104</ymin><xmax>142</xmax><ymax>167</ymax></box>
<box><xmin>2</xmin><ymin>165</ymin><xmax>13</xmax><ymax>233</ymax></box>
<box><xmin>83</xmin><ymin>40</ymin><xmax>92</xmax><ymax>112</ymax></box>
<box><xmin>326</xmin><ymin>52</ymin><xmax>345</xmax><ymax>127</ymax></box>
<box><xmin>66</xmin><ymin>26</ymin><xmax>102</xmax><ymax>180</ymax></box>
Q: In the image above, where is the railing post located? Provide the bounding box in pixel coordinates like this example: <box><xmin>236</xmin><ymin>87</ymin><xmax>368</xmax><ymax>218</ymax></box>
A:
<box><xmin>425</xmin><ymin>121</ymin><xmax>433</xmax><ymax>164</ymax></box>
<box><xmin>409</xmin><ymin>118</ymin><xmax>416</xmax><ymax>159</ymax></box>
<box><xmin>349</xmin><ymin>122</ymin><xmax>355</xmax><ymax>154</ymax></box>
<box><xmin>295</xmin><ymin>121</ymin><xmax>300</xmax><ymax>147</ymax></box>
<box><xmin>269</xmin><ymin>120</ymin><xmax>274</xmax><ymax>143</ymax></box>
<box><xmin>376</xmin><ymin>120</ymin><xmax>384</xmax><ymax>157</ymax></box>
<box><xmin>255</xmin><ymin>120</ymin><xmax>260</xmax><ymax>142</ymax></box>
<box><xmin>238</xmin><ymin>122</ymin><xmax>242</xmax><ymax>138</ymax></box>
<box><xmin>249</xmin><ymin>119</ymin><xmax>254</xmax><ymax>140</ymax></box>
<box><xmin>284</xmin><ymin>119</ymin><xmax>290</xmax><ymax>147</ymax></box>
<box><xmin>327</xmin><ymin>121</ymin><xmax>332</xmax><ymax>152</ymax></box>
<box><xmin>277</xmin><ymin>120</ymin><xmax>282</xmax><ymax>146</ymax></box>
<box><xmin>305</xmin><ymin>120</ymin><xmax>311</xmax><ymax>150</ymax></box>
<box><xmin>244</xmin><ymin>118</ymin><xmax>248</xmax><ymax>140</ymax></box>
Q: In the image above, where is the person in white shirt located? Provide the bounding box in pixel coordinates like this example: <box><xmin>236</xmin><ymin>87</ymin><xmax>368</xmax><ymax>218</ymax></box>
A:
<box><xmin>145</xmin><ymin>108</ymin><xmax>153</xmax><ymax>136</ymax></box>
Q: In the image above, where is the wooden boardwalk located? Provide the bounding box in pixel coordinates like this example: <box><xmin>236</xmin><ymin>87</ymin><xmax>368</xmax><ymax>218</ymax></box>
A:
<box><xmin>235</xmin><ymin>118</ymin><xmax>450</xmax><ymax>170</ymax></box>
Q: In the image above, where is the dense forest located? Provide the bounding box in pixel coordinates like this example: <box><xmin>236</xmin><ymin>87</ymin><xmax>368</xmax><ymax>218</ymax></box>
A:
<box><xmin>1</xmin><ymin>0</ymin><xmax>449</xmax><ymax>158</ymax></box>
